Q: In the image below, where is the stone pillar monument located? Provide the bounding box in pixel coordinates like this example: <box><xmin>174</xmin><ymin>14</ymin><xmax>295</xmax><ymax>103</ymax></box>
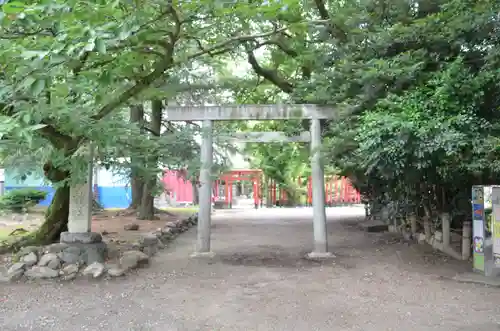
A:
<box><xmin>59</xmin><ymin>146</ymin><xmax>107</xmax><ymax>264</ymax></box>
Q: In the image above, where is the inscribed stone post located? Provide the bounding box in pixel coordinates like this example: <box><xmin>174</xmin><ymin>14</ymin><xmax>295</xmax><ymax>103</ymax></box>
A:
<box><xmin>67</xmin><ymin>150</ymin><xmax>94</xmax><ymax>233</ymax></box>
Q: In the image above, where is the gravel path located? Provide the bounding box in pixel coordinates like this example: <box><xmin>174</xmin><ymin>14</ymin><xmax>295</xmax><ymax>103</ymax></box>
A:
<box><xmin>2</xmin><ymin>207</ymin><xmax>500</xmax><ymax>331</ymax></box>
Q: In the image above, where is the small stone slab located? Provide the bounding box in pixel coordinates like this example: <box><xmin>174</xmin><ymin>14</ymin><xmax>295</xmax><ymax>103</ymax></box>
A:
<box><xmin>60</xmin><ymin>232</ymin><xmax>102</xmax><ymax>244</ymax></box>
<box><xmin>120</xmin><ymin>250</ymin><xmax>149</xmax><ymax>270</ymax></box>
<box><xmin>6</xmin><ymin>262</ymin><xmax>26</xmax><ymax>281</ymax></box>
<box><xmin>189</xmin><ymin>251</ymin><xmax>216</xmax><ymax>259</ymax></box>
<box><xmin>452</xmin><ymin>272</ymin><xmax>500</xmax><ymax>287</ymax></box>
<box><xmin>58</xmin><ymin>246</ymin><xmax>82</xmax><ymax>264</ymax></box>
<box><xmin>82</xmin><ymin>262</ymin><xmax>105</xmax><ymax>278</ymax></box>
<box><xmin>359</xmin><ymin>221</ymin><xmax>388</xmax><ymax>233</ymax></box>
<box><xmin>38</xmin><ymin>253</ymin><xmax>61</xmax><ymax>270</ymax></box>
<box><xmin>124</xmin><ymin>223</ymin><xmax>139</xmax><ymax>231</ymax></box>
<box><xmin>25</xmin><ymin>266</ymin><xmax>59</xmax><ymax>279</ymax></box>
<box><xmin>305</xmin><ymin>252</ymin><xmax>335</xmax><ymax>260</ymax></box>
<box><xmin>79</xmin><ymin>242</ymin><xmax>108</xmax><ymax>264</ymax></box>
<box><xmin>107</xmin><ymin>266</ymin><xmax>126</xmax><ymax>277</ymax></box>
<box><xmin>45</xmin><ymin>243</ymin><xmax>69</xmax><ymax>254</ymax></box>
<box><xmin>21</xmin><ymin>252</ymin><xmax>38</xmax><ymax>267</ymax></box>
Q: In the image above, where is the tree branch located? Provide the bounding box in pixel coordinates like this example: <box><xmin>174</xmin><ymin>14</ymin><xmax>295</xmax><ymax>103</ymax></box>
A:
<box><xmin>255</xmin><ymin>39</ymin><xmax>312</xmax><ymax>79</ymax></box>
<box><xmin>313</xmin><ymin>0</ymin><xmax>347</xmax><ymax>41</ymax></box>
<box><xmin>245</xmin><ymin>46</ymin><xmax>294</xmax><ymax>93</ymax></box>
<box><xmin>93</xmin><ymin>28</ymin><xmax>287</xmax><ymax>121</ymax></box>
<box><xmin>0</xmin><ymin>29</ymin><xmax>54</xmax><ymax>39</ymax></box>
<box><xmin>182</xmin><ymin>27</ymin><xmax>287</xmax><ymax>63</ymax></box>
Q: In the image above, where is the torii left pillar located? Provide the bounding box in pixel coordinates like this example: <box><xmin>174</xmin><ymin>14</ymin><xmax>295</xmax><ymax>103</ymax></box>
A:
<box><xmin>191</xmin><ymin>120</ymin><xmax>215</xmax><ymax>258</ymax></box>
<box><xmin>307</xmin><ymin>118</ymin><xmax>332</xmax><ymax>259</ymax></box>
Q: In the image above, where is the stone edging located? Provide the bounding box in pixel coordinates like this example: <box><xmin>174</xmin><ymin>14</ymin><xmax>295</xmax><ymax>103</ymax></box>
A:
<box><xmin>0</xmin><ymin>213</ymin><xmax>198</xmax><ymax>282</ymax></box>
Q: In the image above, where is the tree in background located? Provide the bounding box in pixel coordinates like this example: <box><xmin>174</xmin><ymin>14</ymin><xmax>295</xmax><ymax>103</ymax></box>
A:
<box><xmin>0</xmin><ymin>0</ymin><xmax>299</xmax><ymax>244</ymax></box>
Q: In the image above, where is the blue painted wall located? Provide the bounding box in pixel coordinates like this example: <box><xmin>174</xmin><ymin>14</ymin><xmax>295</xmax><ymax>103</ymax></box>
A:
<box><xmin>97</xmin><ymin>186</ymin><xmax>131</xmax><ymax>209</ymax></box>
<box><xmin>4</xmin><ymin>167</ymin><xmax>132</xmax><ymax>208</ymax></box>
<box><xmin>4</xmin><ymin>186</ymin><xmax>131</xmax><ymax>208</ymax></box>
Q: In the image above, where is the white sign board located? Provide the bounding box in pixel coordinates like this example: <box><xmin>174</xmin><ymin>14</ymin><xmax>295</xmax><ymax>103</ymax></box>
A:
<box><xmin>0</xmin><ymin>168</ymin><xmax>4</xmax><ymax>182</ymax></box>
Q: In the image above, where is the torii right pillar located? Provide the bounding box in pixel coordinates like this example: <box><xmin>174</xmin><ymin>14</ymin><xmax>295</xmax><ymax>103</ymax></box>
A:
<box><xmin>307</xmin><ymin>118</ymin><xmax>332</xmax><ymax>259</ymax></box>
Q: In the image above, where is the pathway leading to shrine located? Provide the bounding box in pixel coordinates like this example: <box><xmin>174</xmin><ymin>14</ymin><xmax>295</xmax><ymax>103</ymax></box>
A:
<box><xmin>2</xmin><ymin>207</ymin><xmax>500</xmax><ymax>331</ymax></box>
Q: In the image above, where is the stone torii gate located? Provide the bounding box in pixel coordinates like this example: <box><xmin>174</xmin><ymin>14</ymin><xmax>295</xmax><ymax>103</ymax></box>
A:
<box><xmin>164</xmin><ymin>104</ymin><xmax>335</xmax><ymax>259</ymax></box>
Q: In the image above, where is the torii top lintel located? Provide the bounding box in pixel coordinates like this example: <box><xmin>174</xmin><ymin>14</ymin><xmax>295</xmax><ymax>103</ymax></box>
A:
<box><xmin>164</xmin><ymin>104</ymin><xmax>335</xmax><ymax>121</ymax></box>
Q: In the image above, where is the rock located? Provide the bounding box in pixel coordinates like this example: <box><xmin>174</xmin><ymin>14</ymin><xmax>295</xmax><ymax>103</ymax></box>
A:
<box><xmin>141</xmin><ymin>234</ymin><xmax>159</xmax><ymax>247</ymax></box>
<box><xmin>8</xmin><ymin>262</ymin><xmax>25</xmax><ymax>274</ymax></box>
<box><xmin>124</xmin><ymin>223</ymin><xmax>140</xmax><ymax>231</ymax></box>
<box><xmin>38</xmin><ymin>253</ymin><xmax>61</xmax><ymax>269</ymax></box>
<box><xmin>18</xmin><ymin>246</ymin><xmax>40</xmax><ymax>256</ymax></box>
<box><xmin>82</xmin><ymin>262</ymin><xmax>105</xmax><ymax>278</ymax></box>
<box><xmin>120</xmin><ymin>250</ymin><xmax>149</xmax><ymax>270</ymax></box>
<box><xmin>22</xmin><ymin>252</ymin><xmax>38</xmax><ymax>267</ymax></box>
<box><xmin>402</xmin><ymin>229</ymin><xmax>413</xmax><ymax>241</ymax></box>
<box><xmin>107</xmin><ymin>266</ymin><xmax>126</xmax><ymax>277</ymax></box>
<box><xmin>165</xmin><ymin>222</ymin><xmax>176</xmax><ymax>228</ymax></box>
<box><xmin>61</xmin><ymin>264</ymin><xmax>79</xmax><ymax>275</ymax></box>
<box><xmin>6</xmin><ymin>262</ymin><xmax>26</xmax><ymax>281</ymax></box>
<box><xmin>142</xmin><ymin>245</ymin><xmax>157</xmax><ymax>257</ymax></box>
<box><xmin>25</xmin><ymin>266</ymin><xmax>59</xmax><ymax>279</ymax></box>
<box><xmin>61</xmin><ymin>272</ymin><xmax>77</xmax><ymax>281</ymax></box>
<box><xmin>161</xmin><ymin>227</ymin><xmax>174</xmax><ymax>240</ymax></box>
<box><xmin>434</xmin><ymin>231</ymin><xmax>443</xmax><ymax>242</ymax></box>
<box><xmin>60</xmin><ymin>264</ymin><xmax>79</xmax><ymax>280</ymax></box>
<box><xmin>175</xmin><ymin>220</ymin><xmax>183</xmax><ymax>227</ymax></box>
<box><xmin>131</xmin><ymin>241</ymin><xmax>142</xmax><ymax>250</ymax></box>
<box><xmin>157</xmin><ymin>240</ymin><xmax>165</xmax><ymax>250</ymax></box>
<box><xmin>5</xmin><ymin>268</ymin><xmax>24</xmax><ymax>282</ymax></box>
<box><xmin>80</xmin><ymin>242</ymin><xmax>107</xmax><ymax>264</ymax></box>
<box><xmin>161</xmin><ymin>227</ymin><xmax>173</xmax><ymax>234</ymax></box>
<box><xmin>45</xmin><ymin>243</ymin><xmax>69</xmax><ymax>254</ymax></box>
<box><xmin>418</xmin><ymin>233</ymin><xmax>427</xmax><ymax>244</ymax></box>
<box><xmin>58</xmin><ymin>246</ymin><xmax>82</xmax><ymax>264</ymax></box>
<box><xmin>59</xmin><ymin>252</ymin><xmax>80</xmax><ymax>264</ymax></box>
<box><xmin>60</xmin><ymin>232</ymin><xmax>102</xmax><ymax>244</ymax></box>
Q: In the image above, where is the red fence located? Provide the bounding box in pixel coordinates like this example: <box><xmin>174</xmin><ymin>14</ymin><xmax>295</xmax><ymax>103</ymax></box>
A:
<box><xmin>270</xmin><ymin>176</ymin><xmax>361</xmax><ymax>206</ymax></box>
<box><xmin>162</xmin><ymin>170</ymin><xmax>193</xmax><ymax>203</ymax></box>
<box><xmin>162</xmin><ymin>170</ymin><xmax>361</xmax><ymax>206</ymax></box>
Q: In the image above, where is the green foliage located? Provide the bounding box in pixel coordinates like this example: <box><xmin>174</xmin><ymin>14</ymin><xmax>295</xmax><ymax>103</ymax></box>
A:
<box><xmin>217</xmin><ymin>0</ymin><xmax>500</xmax><ymax>225</ymax></box>
<box><xmin>0</xmin><ymin>0</ymin><xmax>305</xmax><ymax>184</ymax></box>
<box><xmin>0</xmin><ymin>188</ymin><xmax>48</xmax><ymax>213</ymax></box>
<box><xmin>313</xmin><ymin>0</ymin><xmax>500</xmax><ymax>221</ymax></box>
<box><xmin>3</xmin><ymin>0</ymin><xmax>496</xmax><ymax>237</ymax></box>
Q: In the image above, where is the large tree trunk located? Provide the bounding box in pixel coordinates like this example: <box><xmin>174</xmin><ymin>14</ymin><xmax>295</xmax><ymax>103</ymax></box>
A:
<box><xmin>129</xmin><ymin>104</ymin><xmax>145</xmax><ymax>209</ymax></box>
<box><xmin>34</xmin><ymin>185</ymin><xmax>70</xmax><ymax>244</ymax></box>
<box><xmin>138</xmin><ymin>180</ymin><xmax>155</xmax><ymax>220</ymax></box>
<box><xmin>191</xmin><ymin>180</ymin><xmax>199</xmax><ymax>205</ymax></box>
<box><xmin>137</xmin><ymin>99</ymin><xmax>162</xmax><ymax>220</ymax></box>
<box><xmin>31</xmin><ymin>163</ymin><xmax>71</xmax><ymax>245</ymax></box>
<box><xmin>129</xmin><ymin>175</ymin><xmax>144</xmax><ymax>209</ymax></box>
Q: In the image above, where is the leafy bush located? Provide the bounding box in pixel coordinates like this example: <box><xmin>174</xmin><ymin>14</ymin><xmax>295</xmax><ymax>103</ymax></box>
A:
<box><xmin>0</xmin><ymin>189</ymin><xmax>48</xmax><ymax>213</ymax></box>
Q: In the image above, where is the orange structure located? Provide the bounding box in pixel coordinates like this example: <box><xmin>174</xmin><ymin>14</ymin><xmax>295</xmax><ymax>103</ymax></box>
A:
<box><xmin>214</xmin><ymin>170</ymin><xmax>360</xmax><ymax>208</ymax></box>
<box><xmin>216</xmin><ymin>169</ymin><xmax>262</xmax><ymax>209</ymax></box>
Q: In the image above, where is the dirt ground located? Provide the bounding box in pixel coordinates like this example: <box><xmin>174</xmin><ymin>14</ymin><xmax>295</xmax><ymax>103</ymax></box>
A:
<box><xmin>92</xmin><ymin>209</ymin><xmax>188</xmax><ymax>259</ymax></box>
<box><xmin>0</xmin><ymin>208</ymin><xmax>193</xmax><ymax>262</ymax></box>
<box><xmin>2</xmin><ymin>207</ymin><xmax>500</xmax><ymax>331</ymax></box>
